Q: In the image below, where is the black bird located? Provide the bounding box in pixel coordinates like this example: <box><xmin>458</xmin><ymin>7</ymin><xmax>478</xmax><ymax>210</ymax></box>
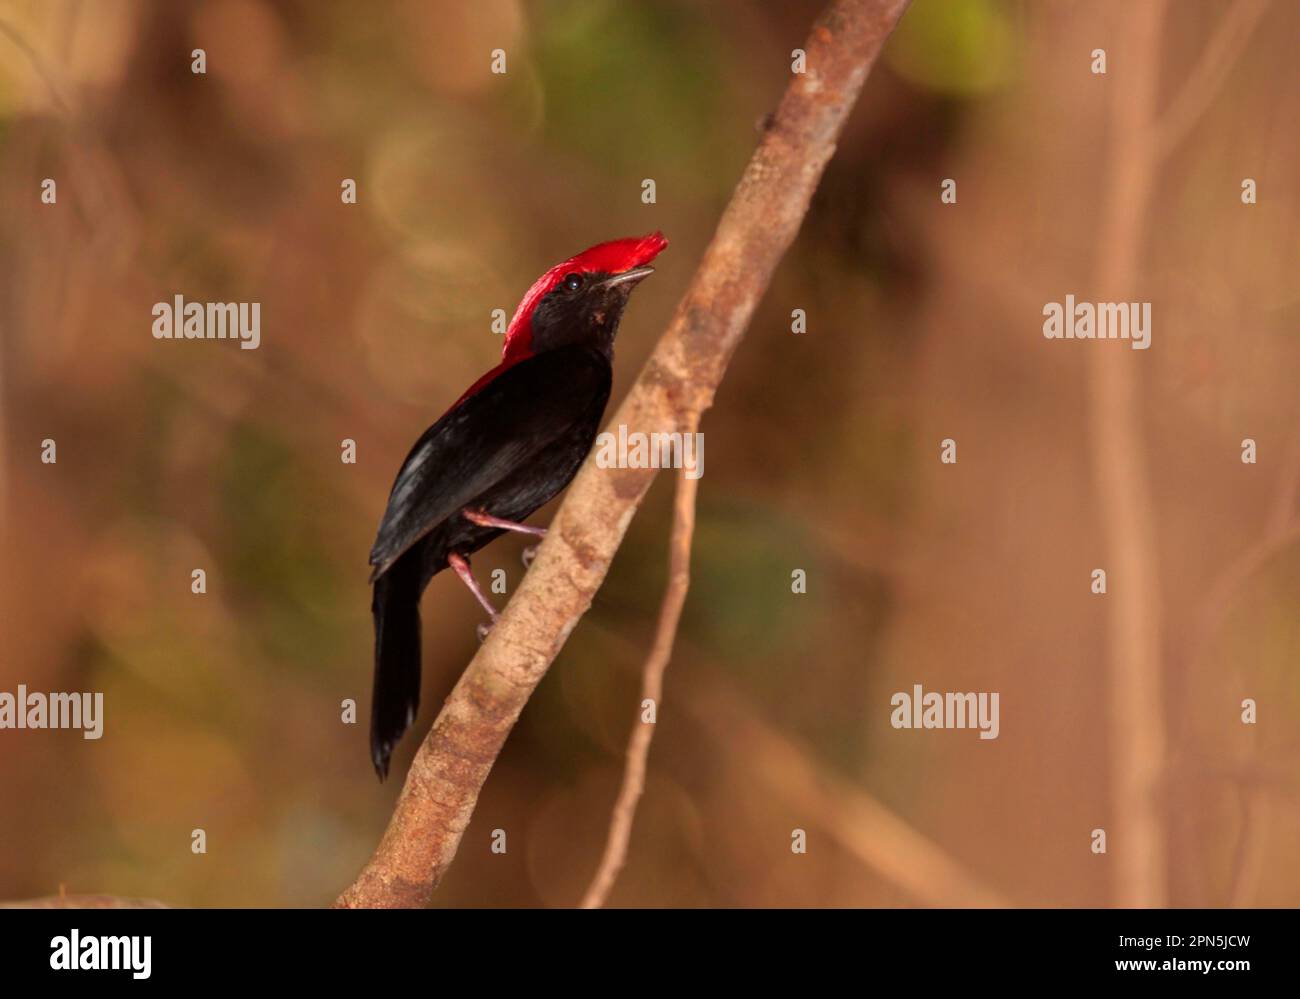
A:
<box><xmin>367</xmin><ymin>232</ymin><xmax>668</xmax><ymax>779</ymax></box>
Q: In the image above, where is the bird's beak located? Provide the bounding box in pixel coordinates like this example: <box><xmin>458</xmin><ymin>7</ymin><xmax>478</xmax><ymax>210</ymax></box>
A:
<box><xmin>600</xmin><ymin>265</ymin><xmax>655</xmax><ymax>289</ymax></box>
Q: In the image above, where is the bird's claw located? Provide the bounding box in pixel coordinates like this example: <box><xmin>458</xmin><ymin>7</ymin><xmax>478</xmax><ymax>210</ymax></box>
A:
<box><xmin>522</xmin><ymin>544</ymin><xmax>540</xmax><ymax>569</ymax></box>
<box><xmin>476</xmin><ymin>620</ymin><xmax>495</xmax><ymax>643</ymax></box>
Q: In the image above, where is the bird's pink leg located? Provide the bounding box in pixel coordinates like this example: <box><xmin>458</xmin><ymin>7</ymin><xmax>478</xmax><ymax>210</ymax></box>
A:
<box><xmin>447</xmin><ymin>553</ymin><xmax>498</xmax><ymax>623</ymax></box>
<box><xmin>463</xmin><ymin>508</ymin><xmax>548</xmax><ymax>537</ymax></box>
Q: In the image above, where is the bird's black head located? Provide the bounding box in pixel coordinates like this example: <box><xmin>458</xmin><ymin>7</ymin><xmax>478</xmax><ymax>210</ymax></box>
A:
<box><xmin>527</xmin><ymin>266</ymin><xmax>655</xmax><ymax>357</ymax></box>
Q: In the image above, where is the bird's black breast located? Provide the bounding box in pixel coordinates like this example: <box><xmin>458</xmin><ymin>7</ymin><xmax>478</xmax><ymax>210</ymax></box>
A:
<box><xmin>370</xmin><ymin>345</ymin><xmax>612</xmax><ymax>586</ymax></box>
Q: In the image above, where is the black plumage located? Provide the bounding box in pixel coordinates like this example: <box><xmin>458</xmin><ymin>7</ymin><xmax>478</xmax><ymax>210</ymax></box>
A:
<box><xmin>367</xmin><ymin>256</ymin><xmax>659</xmax><ymax>779</ymax></box>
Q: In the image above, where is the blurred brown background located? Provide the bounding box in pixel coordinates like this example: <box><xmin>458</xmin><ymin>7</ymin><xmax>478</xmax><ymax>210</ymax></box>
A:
<box><xmin>1</xmin><ymin>0</ymin><xmax>1298</xmax><ymax>907</ymax></box>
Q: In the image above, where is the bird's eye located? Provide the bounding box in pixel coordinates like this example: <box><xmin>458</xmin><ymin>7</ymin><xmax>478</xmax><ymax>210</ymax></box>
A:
<box><xmin>563</xmin><ymin>272</ymin><xmax>584</xmax><ymax>292</ymax></box>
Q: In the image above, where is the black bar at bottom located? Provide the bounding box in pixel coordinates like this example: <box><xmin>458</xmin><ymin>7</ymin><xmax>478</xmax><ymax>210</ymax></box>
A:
<box><xmin>0</xmin><ymin>907</ymin><xmax>1286</xmax><ymax>986</ymax></box>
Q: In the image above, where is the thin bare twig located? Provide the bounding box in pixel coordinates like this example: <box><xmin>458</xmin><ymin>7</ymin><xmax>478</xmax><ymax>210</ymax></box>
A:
<box><xmin>1087</xmin><ymin>1</ymin><xmax>1168</xmax><ymax>908</ymax></box>
<box><xmin>571</xmin><ymin>614</ymin><xmax>1011</xmax><ymax>906</ymax></box>
<box><xmin>334</xmin><ymin>0</ymin><xmax>912</xmax><ymax>908</ymax></box>
<box><xmin>1154</xmin><ymin>0</ymin><xmax>1271</xmax><ymax>161</ymax></box>
<box><xmin>579</xmin><ymin>424</ymin><xmax>700</xmax><ymax>909</ymax></box>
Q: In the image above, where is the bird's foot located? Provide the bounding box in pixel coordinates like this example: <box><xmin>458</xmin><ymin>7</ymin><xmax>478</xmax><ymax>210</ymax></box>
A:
<box><xmin>463</xmin><ymin>508</ymin><xmax>548</xmax><ymax>538</ymax></box>
<box><xmin>522</xmin><ymin>544</ymin><xmax>540</xmax><ymax>569</ymax></box>
<box><xmin>476</xmin><ymin>619</ymin><xmax>495</xmax><ymax>643</ymax></box>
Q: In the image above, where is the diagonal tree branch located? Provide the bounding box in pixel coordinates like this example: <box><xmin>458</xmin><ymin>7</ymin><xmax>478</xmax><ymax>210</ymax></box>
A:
<box><xmin>334</xmin><ymin>0</ymin><xmax>912</xmax><ymax>909</ymax></box>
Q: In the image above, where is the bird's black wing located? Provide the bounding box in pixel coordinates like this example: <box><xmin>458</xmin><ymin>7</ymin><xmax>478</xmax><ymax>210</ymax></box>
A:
<box><xmin>369</xmin><ymin>345</ymin><xmax>611</xmax><ymax>580</ymax></box>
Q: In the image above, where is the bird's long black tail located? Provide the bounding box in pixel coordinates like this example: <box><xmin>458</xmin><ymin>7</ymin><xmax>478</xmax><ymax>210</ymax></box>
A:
<box><xmin>370</xmin><ymin>551</ymin><xmax>422</xmax><ymax>780</ymax></box>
